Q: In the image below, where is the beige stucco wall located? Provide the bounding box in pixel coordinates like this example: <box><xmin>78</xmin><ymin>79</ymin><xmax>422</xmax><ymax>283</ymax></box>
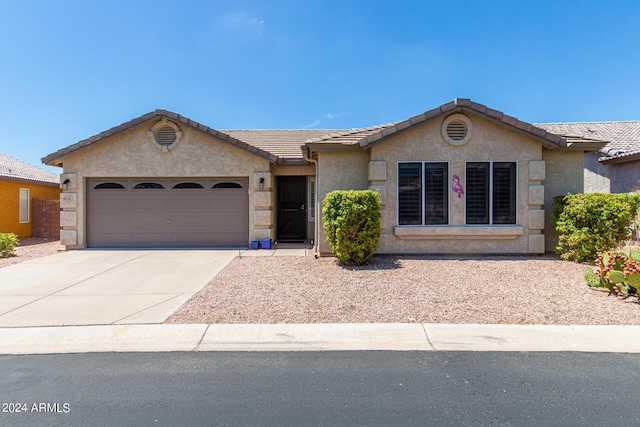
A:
<box><xmin>57</xmin><ymin>119</ymin><xmax>274</xmax><ymax>248</ymax></box>
<box><xmin>542</xmin><ymin>149</ymin><xmax>585</xmax><ymax>252</ymax></box>
<box><xmin>314</xmin><ymin>112</ymin><xmax>560</xmax><ymax>255</ymax></box>
<box><xmin>584</xmin><ymin>152</ymin><xmax>640</xmax><ymax>193</ymax></box>
<box><xmin>367</xmin><ymin>112</ymin><xmax>545</xmax><ymax>254</ymax></box>
<box><xmin>316</xmin><ymin>149</ymin><xmax>370</xmax><ymax>255</ymax></box>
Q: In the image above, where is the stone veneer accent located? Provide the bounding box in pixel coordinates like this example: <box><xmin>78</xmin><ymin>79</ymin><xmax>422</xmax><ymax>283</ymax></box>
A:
<box><xmin>60</xmin><ymin>229</ymin><xmax>77</xmax><ymax>246</ymax></box>
<box><xmin>527</xmin><ymin>160</ymin><xmax>545</xmax><ymax>253</ymax></box>
<box><xmin>368</xmin><ymin>161</ymin><xmax>387</xmax><ymax>236</ymax></box>
<box><xmin>253</xmin><ymin>171</ymin><xmax>273</xmax><ymax>240</ymax></box>
<box><xmin>60</xmin><ymin>192</ymin><xmax>77</xmax><ymax>209</ymax></box>
<box><xmin>528</xmin><ymin>185</ymin><xmax>545</xmax><ymax>205</ymax></box>
<box><xmin>60</xmin><ymin>211</ymin><xmax>77</xmax><ymax>227</ymax></box>
<box><xmin>58</xmin><ymin>172</ymin><xmax>79</xmax><ymax>246</ymax></box>
<box><xmin>368</xmin><ymin>160</ymin><xmax>387</xmax><ymax>181</ymax></box>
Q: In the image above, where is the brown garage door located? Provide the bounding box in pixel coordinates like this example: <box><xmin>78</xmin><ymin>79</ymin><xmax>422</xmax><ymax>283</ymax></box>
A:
<box><xmin>87</xmin><ymin>178</ymin><xmax>249</xmax><ymax>248</ymax></box>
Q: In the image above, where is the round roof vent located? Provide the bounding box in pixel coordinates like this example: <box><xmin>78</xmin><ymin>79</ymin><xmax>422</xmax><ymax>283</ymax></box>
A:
<box><xmin>155</xmin><ymin>126</ymin><xmax>177</xmax><ymax>146</ymax></box>
<box><xmin>148</xmin><ymin>118</ymin><xmax>183</xmax><ymax>152</ymax></box>
<box><xmin>442</xmin><ymin>114</ymin><xmax>473</xmax><ymax>146</ymax></box>
<box><xmin>446</xmin><ymin>121</ymin><xmax>467</xmax><ymax>141</ymax></box>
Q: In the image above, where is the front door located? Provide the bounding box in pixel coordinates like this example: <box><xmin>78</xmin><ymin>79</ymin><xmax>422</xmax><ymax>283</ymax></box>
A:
<box><xmin>277</xmin><ymin>176</ymin><xmax>306</xmax><ymax>242</ymax></box>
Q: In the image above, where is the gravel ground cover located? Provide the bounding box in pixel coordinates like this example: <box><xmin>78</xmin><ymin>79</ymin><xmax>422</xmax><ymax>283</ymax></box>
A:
<box><xmin>0</xmin><ymin>238</ymin><xmax>64</xmax><ymax>268</ymax></box>
<box><xmin>4</xmin><ymin>240</ymin><xmax>638</xmax><ymax>324</ymax></box>
<box><xmin>167</xmin><ymin>254</ymin><xmax>640</xmax><ymax>325</ymax></box>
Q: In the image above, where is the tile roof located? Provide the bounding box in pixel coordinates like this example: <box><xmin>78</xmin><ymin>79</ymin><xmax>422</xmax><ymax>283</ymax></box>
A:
<box><xmin>535</xmin><ymin>121</ymin><xmax>640</xmax><ymax>162</ymax></box>
<box><xmin>302</xmin><ymin>123</ymin><xmax>400</xmax><ymax>146</ymax></box>
<box><xmin>42</xmin><ymin>100</ymin><xmax>639</xmax><ymax>167</ymax></box>
<box><xmin>42</xmin><ymin>110</ymin><xmax>284</xmax><ymax>166</ymax></box>
<box><xmin>222</xmin><ymin>129</ymin><xmax>344</xmax><ymax>160</ymax></box>
<box><xmin>0</xmin><ymin>153</ymin><xmax>59</xmax><ymax>185</ymax></box>
<box><xmin>304</xmin><ymin>98</ymin><xmax>570</xmax><ymax>149</ymax></box>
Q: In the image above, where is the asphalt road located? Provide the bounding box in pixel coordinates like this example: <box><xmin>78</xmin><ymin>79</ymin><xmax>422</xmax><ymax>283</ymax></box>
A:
<box><xmin>1</xmin><ymin>351</ymin><xmax>639</xmax><ymax>426</ymax></box>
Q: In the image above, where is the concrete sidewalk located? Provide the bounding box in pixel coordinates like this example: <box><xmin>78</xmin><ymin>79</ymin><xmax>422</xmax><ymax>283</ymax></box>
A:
<box><xmin>2</xmin><ymin>323</ymin><xmax>640</xmax><ymax>355</ymax></box>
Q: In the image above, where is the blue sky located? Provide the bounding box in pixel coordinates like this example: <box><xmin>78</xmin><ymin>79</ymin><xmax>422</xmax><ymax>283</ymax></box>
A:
<box><xmin>1</xmin><ymin>0</ymin><xmax>640</xmax><ymax>173</ymax></box>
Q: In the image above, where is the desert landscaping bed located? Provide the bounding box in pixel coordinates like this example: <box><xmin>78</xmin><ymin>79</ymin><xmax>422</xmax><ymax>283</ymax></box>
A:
<box><xmin>0</xmin><ymin>238</ymin><xmax>63</xmax><ymax>268</ymax></box>
<box><xmin>167</xmin><ymin>254</ymin><xmax>640</xmax><ymax>325</ymax></box>
<box><xmin>3</xmin><ymin>240</ymin><xmax>639</xmax><ymax>324</ymax></box>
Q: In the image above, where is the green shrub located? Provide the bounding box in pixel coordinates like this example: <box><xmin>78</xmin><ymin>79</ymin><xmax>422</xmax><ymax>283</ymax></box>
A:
<box><xmin>322</xmin><ymin>190</ymin><xmax>381</xmax><ymax>266</ymax></box>
<box><xmin>553</xmin><ymin>192</ymin><xmax>639</xmax><ymax>262</ymax></box>
<box><xmin>584</xmin><ymin>248</ymin><xmax>640</xmax><ymax>298</ymax></box>
<box><xmin>0</xmin><ymin>233</ymin><xmax>19</xmax><ymax>258</ymax></box>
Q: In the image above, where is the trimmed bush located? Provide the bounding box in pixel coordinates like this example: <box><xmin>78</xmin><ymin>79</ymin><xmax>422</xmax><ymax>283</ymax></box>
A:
<box><xmin>553</xmin><ymin>192</ymin><xmax>639</xmax><ymax>262</ymax></box>
<box><xmin>0</xmin><ymin>233</ymin><xmax>19</xmax><ymax>258</ymax></box>
<box><xmin>322</xmin><ymin>190</ymin><xmax>381</xmax><ymax>266</ymax></box>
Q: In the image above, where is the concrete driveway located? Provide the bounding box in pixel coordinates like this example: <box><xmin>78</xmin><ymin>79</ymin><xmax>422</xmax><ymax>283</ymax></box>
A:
<box><xmin>0</xmin><ymin>249</ymin><xmax>238</xmax><ymax>327</ymax></box>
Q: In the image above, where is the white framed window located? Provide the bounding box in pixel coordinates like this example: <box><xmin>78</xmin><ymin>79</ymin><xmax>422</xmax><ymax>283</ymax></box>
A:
<box><xmin>465</xmin><ymin>161</ymin><xmax>517</xmax><ymax>225</ymax></box>
<box><xmin>398</xmin><ymin>162</ymin><xmax>449</xmax><ymax>225</ymax></box>
<box><xmin>308</xmin><ymin>178</ymin><xmax>316</xmax><ymax>221</ymax></box>
<box><xmin>19</xmin><ymin>188</ymin><xmax>30</xmax><ymax>223</ymax></box>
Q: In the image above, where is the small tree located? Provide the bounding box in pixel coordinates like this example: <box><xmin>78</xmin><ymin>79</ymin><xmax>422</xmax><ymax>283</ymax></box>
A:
<box><xmin>553</xmin><ymin>192</ymin><xmax>639</xmax><ymax>262</ymax></box>
<box><xmin>322</xmin><ymin>190</ymin><xmax>381</xmax><ymax>266</ymax></box>
<box><xmin>0</xmin><ymin>233</ymin><xmax>19</xmax><ymax>258</ymax></box>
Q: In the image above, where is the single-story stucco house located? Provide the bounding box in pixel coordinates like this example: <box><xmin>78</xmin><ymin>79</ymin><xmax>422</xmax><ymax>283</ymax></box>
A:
<box><xmin>42</xmin><ymin>98</ymin><xmax>638</xmax><ymax>255</ymax></box>
<box><xmin>0</xmin><ymin>154</ymin><xmax>60</xmax><ymax>237</ymax></box>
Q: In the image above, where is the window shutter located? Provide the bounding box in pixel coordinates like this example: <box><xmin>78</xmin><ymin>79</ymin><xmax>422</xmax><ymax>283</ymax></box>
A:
<box><xmin>398</xmin><ymin>163</ymin><xmax>422</xmax><ymax>225</ymax></box>
<box><xmin>466</xmin><ymin>162</ymin><xmax>490</xmax><ymax>224</ymax></box>
<box><xmin>424</xmin><ymin>163</ymin><xmax>448</xmax><ymax>225</ymax></box>
<box><xmin>492</xmin><ymin>162</ymin><xmax>516</xmax><ymax>224</ymax></box>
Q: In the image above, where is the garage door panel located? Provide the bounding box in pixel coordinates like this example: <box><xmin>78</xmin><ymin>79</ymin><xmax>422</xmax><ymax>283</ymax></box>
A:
<box><xmin>169</xmin><ymin>197</ymin><xmax>208</xmax><ymax>209</ymax></box>
<box><xmin>91</xmin><ymin>233</ymin><xmax>131</xmax><ymax>245</ymax></box>
<box><xmin>130</xmin><ymin>216</ymin><xmax>170</xmax><ymax>228</ymax></box>
<box><xmin>209</xmin><ymin>203</ymin><xmax>248</xmax><ymax>214</ymax></box>
<box><xmin>88</xmin><ymin>178</ymin><xmax>248</xmax><ymax>248</ymax></box>
<box><xmin>208</xmin><ymin>191</ymin><xmax>246</xmax><ymax>201</ymax></box>
<box><xmin>130</xmin><ymin>198</ymin><xmax>168</xmax><ymax>210</ymax></box>
<box><xmin>168</xmin><ymin>233</ymin><xmax>208</xmax><ymax>244</ymax></box>
<box><xmin>170</xmin><ymin>215</ymin><xmax>209</xmax><ymax>228</ymax></box>
<box><xmin>91</xmin><ymin>197</ymin><xmax>129</xmax><ymax>210</ymax></box>
<box><xmin>93</xmin><ymin>213</ymin><xmax>130</xmax><ymax>230</ymax></box>
<box><xmin>130</xmin><ymin>233</ymin><xmax>169</xmax><ymax>244</ymax></box>
<box><xmin>209</xmin><ymin>218</ymin><xmax>246</xmax><ymax>232</ymax></box>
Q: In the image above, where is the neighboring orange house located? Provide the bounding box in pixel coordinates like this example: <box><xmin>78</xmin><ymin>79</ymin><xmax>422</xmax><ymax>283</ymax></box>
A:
<box><xmin>0</xmin><ymin>154</ymin><xmax>60</xmax><ymax>237</ymax></box>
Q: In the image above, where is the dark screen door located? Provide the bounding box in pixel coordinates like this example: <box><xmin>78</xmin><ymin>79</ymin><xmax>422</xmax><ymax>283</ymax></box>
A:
<box><xmin>277</xmin><ymin>176</ymin><xmax>306</xmax><ymax>241</ymax></box>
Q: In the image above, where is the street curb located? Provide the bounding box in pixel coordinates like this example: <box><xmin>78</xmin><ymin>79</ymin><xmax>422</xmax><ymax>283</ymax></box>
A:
<box><xmin>1</xmin><ymin>324</ymin><xmax>640</xmax><ymax>355</ymax></box>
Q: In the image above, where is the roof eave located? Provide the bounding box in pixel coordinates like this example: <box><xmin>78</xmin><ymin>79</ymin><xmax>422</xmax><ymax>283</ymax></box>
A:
<box><xmin>600</xmin><ymin>151</ymin><xmax>640</xmax><ymax>164</ymax></box>
<box><xmin>564</xmin><ymin>141</ymin><xmax>610</xmax><ymax>152</ymax></box>
<box><xmin>276</xmin><ymin>156</ymin><xmax>309</xmax><ymax>166</ymax></box>
<box><xmin>42</xmin><ymin>109</ymin><xmax>279</xmax><ymax>166</ymax></box>
<box><xmin>0</xmin><ymin>176</ymin><xmax>59</xmax><ymax>187</ymax></box>
<box><xmin>357</xmin><ymin>99</ymin><xmax>567</xmax><ymax>150</ymax></box>
<box><xmin>42</xmin><ymin>156</ymin><xmax>61</xmax><ymax>167</ymax></box>
<box><xmin>304</xmin><ymin>142</ymin><xmax>362</xmax><ymax>153</ymax></box>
